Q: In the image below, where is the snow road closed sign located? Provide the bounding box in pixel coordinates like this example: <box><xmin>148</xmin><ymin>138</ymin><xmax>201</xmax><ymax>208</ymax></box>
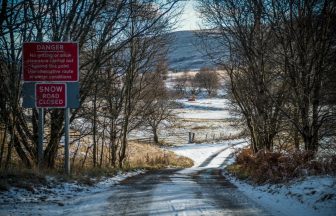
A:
<box><xmin>35</xmin><ymin>83</ymin><xmax>66</xmax><ymax>108</ymax></box>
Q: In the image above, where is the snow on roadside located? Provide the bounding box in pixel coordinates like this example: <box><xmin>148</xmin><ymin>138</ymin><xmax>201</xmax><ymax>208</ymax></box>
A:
<box><xmin>226</xmin><ymin>173</ymin><xmax>336</xmax><ymax>216</ymax></box>
<box><xmin>216</xmin><ymin>142</ymin><xmax>336</xmax><ymax>216</ymax></box>
<box><xmin>0</xmin><ymin>170</ymin><xmax>144</xmax><ymax>208</ymax></box>
<box><xmin>172</xmin><ymin>140</ymin><xmax>336</xmax><ymax>216</ymax></box>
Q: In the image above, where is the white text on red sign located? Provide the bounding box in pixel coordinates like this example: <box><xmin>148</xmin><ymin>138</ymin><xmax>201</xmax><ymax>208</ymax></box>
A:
<box><xmin>23</xmin><ymin>42</ymin><xmax>78</xmax><ymax>82</ymax></box>
<box><xmin>35</xmin><ymin>83</ymin><xmax>66</xmax><ymax>108</ymax></box>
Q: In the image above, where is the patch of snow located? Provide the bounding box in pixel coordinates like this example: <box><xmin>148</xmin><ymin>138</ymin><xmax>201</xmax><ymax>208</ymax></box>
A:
<box><xmin>171</xmin><ymin>142</ymin><xmax>229</xmax><ymax>167</ymax></box>
<box><xmin>174</xmin><ymin>98</ymin><xmax>234</xmax><ymax>120</ymax></box>
<box><xmin>170</xmin><ymin>139</ymin><xmax>247</xmax><ymax>168</ymax></box>
<box><xmin>227</xmin><ymin>174</ymin><xmax>336</xmax><ymax>216</ymax></box>
<box><xmin>176</xmin><ymin>98</ymin><xmax>231</xmax><ymax>109</ymax></box>
<box><xmin>0</xmin><ymin>170</ymin><xmax>144</xmax><ymax>215</ymax></box>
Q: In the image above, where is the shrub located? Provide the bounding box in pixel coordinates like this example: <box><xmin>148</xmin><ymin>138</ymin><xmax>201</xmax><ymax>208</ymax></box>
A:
<box><xmin>228</xmin><ymin>148</ymin><xmax>336</xmax><ymax>184</ymax></box>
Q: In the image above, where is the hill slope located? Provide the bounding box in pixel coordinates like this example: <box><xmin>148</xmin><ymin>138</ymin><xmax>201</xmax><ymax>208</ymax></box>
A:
<box><xmin>167</xmin><ymin>31</ymin><xmax>221</xmax><ymax>71</ymax></box>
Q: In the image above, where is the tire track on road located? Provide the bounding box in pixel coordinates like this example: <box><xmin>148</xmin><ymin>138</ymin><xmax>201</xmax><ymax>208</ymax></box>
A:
<box><xmin>198</xmin><ymin>141</ymin><xmax>245</xmax><ymax>168</ymax></box>
<box><xmin>219</xmin><ymin>152</ymin><xmax>235</xmax><ymax>168</ymax></box>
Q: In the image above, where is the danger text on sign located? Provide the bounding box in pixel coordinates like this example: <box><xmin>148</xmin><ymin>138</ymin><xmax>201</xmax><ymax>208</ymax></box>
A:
<box><xmin>23</xmin><ymin>42</ymin><xmax>78</xmax><ymax>82</ymax></box>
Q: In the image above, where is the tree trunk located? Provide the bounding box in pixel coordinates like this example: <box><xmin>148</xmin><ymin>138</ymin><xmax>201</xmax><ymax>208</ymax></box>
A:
<box><xmin>0</xmin><ymin>124</ymin><xmax>7</xmax><ymax>167</ymax></box>
<box><xmin>119</xmin><ymin>131</ymin><xmax>127</xmax><ymax>168</ymax></box>
<box><xmin>4</xmin><ymin>120</ymin><xmax>14</xmax><ymax>170</ymax></box>
<box><xmin>82</xmin><ymin>145</ymin><xmax>91</xmax><ymax>168</ymax></box>
<box><xmin>13</xmin><ymin>135</ymin><xmax>31</xmax><ymax>168</ymax></box>
<box><xmin>153</xmin><ymin>127</ymin><xmax>159</xmax><ymax>144</ymax></box>
<box><xmin>293</xmin><ymin>107</ymin><xmax>300</xmax><ymax>150</ymax></box>
<box><xmin>44</xmin><ymin>110</ymin><xmax>64</xmax><ymax>168</ymax></box>
<box><xmin>110</xmin><ymin>127</ymin><xmax>117</xmax><ymax>167</ymax></box>
<box><xmin>100</xmin><ymin>133</ymin><xmax>105</xmax><ymax>167</ymax></box>
<box><xmin>294</xmin><ymin>130</ymin><xmax>300</xmax><ymax>150</ymax></box>
<box><xmin>44</xmin><ymin>136</ymin><xmax>60</xmax><ymax>168</ymax></box>
<box><xmin>93</xmin><ymin>92</ymin><xmax>97</xmax><ymax>167</ymax></box>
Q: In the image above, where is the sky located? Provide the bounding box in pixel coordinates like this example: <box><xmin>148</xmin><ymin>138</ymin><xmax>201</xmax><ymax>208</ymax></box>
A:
<box><xmin>177</xmin><ymin>0</ymin><xmax>202</xmax><ymax>31</ymax></box>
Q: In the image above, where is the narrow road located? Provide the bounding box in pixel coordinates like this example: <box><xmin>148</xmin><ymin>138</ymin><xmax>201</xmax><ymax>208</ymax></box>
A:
<box><xmin>102</xmin><ymin>168</ymin><xmax>271</xmax><ymax>216</ymax></box>
<box><xmin>1</xmin><ymin>145</ymin><xmax>272</xmax><ymax>216</ymax></box>
<box><xmin>67</xmin><ymin>146</ymin><xmax>272</xmax><ymax>216</ymax></box>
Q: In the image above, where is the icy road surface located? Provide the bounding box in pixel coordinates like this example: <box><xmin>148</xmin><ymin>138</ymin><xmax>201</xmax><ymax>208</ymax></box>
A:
<box><xmin>104</xmin><ymin>168</ymin><xmax>271</xmax><ymax>216</ymax></box>
<box><xmin>1</xmin><ymin>141</ymin><xmax>273</xmax><ymax>216</ymax></box>
<box><xmin>64</xmin><ymin>141</ymin><xmax>271</xmax><ymax>216</ymax></box>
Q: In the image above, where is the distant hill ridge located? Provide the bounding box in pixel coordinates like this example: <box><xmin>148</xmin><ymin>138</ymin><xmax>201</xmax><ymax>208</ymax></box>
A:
<box><xmin>167</xmin><ymin>30</ymin><xmax>221</xmax><ymax>71</ymax></box>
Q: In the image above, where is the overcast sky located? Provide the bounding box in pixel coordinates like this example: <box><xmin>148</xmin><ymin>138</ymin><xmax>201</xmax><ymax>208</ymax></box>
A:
<box><xmin>176</xmin><ymin>0</ymin><xmax>202</xmax><ymax>31</ymax></box>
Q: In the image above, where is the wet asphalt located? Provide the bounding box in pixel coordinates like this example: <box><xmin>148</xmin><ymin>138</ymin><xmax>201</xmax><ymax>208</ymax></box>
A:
<box><xmin>101</xmin><ymin>167</ymin><xmax>272</xmax><ymax>216</ymax></box>
<box><xmin>0</xmin><ymin>147</ymin><xmax>273</xmax><ymax>216</ymax></box>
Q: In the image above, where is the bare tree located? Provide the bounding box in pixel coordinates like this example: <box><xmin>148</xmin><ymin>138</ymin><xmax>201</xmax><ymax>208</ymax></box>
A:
<box><xmin>197</xmin><ymin>0</ymin><xmax>286</xmax><ymax>152</ymax></box>
<box><xmin>269</xmin><ymin>0</ymin><xmax>336</xmax><ymax>152</ymax></box>
<box><xmin>194</xmin><ymin>67</ymin><xmax>219</xmax><ymax>96</ymax></box>
<box><xmin>173</xmin><ymin>71</ymin><xmax>189</xmax><ymax>97</ymax></box>
<box><xmin>142</xmin><ymin>69</ymin><xmax>175</xmax><ymax>144</ymax></box>
<box><xmin>0</xmin><ymin>0</ymin><xmax>182</xmax><ymax>170</ymax></box>
<box><xmin>197</xmin><ymin>0</ymin><xmax>336</xmax><ymax>154</ymax></box>
<box><xmin>0</xmin><ymin>0</ymin><xmax>7</xmax><ymax>32</ymax></box>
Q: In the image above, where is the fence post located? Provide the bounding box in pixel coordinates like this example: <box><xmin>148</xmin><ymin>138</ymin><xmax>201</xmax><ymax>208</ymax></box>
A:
<box><xmin>188</xmin><ymin>132</ymin><xmax>192</xmax><ymax>143</ymax></box>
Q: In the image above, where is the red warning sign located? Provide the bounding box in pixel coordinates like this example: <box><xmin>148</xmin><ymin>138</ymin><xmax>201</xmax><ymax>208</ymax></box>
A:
<box><xmin>23</xmin><ymin>42</ymin><xmax>78</xmax><ymax>82</ymax></box>
<box><xmin>35</xmin><ymin>83</ymin><xmax>66</xmax><ymax>108</ymax></box>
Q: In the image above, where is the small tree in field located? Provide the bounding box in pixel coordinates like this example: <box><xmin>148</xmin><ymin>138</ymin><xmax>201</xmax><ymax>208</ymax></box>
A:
<box><xmin>194</xmin><ymin>67</ymin><xmax>219</xmax><ymax>96</ymax></box>
<box><xmin>142</xmin><ymin>72</ymin><xmax>175</xmax><ymax>145</ymax></box>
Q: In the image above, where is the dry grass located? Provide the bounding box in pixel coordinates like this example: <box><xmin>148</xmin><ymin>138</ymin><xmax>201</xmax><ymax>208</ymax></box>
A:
<box><xmin>124</xmin><ymin>142</ymin><xmax>193</xmax><ymax>170</ymax></box>
<box><xmin>0</xmin><ymin>141</ymin><xmax>193</xmax><ymax>190</ymax></box>
<box><xmin>191</xmin><ymin>126</ymin><xmax>208</xmax><ymax>130</ymax></box>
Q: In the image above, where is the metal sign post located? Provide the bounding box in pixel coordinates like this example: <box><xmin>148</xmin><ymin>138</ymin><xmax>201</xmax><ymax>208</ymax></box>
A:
<box><xmin>38</xmin><ymin>108</ymin><xmax>43</xmax><ymax>169</ymax></box>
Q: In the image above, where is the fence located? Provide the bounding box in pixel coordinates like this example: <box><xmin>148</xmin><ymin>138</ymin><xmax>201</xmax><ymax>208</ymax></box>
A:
<box><xmin>130</xmin><ymin>131</ymin><xmax>244</xmax><ymax>145</ymax></box>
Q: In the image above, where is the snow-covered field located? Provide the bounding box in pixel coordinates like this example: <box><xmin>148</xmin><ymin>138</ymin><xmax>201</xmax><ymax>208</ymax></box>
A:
<box><xmin>175</xmin><ymin>98</ymin><xmax>233</xmax><ymax>120</ymax></box>
<box><xmin>129</xmin><ymin>98</ymin><xmax>240</xmax><ymax>145</ymax></box>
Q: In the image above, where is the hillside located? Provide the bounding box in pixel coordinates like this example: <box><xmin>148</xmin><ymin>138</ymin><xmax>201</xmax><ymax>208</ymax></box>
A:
<box><xmin>167</xmin><ymin>31</ymin><xmax>221</xmax><ymax>71</ymax></box>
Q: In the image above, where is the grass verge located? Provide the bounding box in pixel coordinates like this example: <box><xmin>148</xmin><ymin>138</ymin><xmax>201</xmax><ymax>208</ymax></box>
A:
<box><xmin>124</xmin><ymin>142</ymin><xmax>193</xmax><ymax>170</ymax></box>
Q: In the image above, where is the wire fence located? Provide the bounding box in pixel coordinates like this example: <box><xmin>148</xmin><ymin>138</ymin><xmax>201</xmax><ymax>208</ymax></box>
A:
<box><xmin>130</xmin><ymin>131</ymin><xmax>244</xmax><ymax>145</ymax></box>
